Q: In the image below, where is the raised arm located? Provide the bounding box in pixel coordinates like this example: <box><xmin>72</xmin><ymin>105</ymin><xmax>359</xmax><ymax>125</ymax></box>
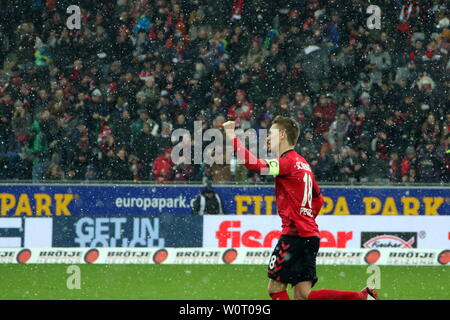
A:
<box><xmin>223</xmin><ymin>121</ymin><xmax>292</xmax><ymax>176</ymax></box>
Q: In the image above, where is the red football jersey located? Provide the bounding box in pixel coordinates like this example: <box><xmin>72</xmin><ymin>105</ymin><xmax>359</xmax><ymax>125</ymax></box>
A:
<box><xmin>233</xmin><ymin>137</ymin><xmax>323</xmax><ymax>237</ymax></box>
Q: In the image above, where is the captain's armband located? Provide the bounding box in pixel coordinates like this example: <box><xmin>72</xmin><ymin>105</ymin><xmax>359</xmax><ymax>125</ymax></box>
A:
<box><xmin>265</xmin><ymin>159</ymin><xmax>280</xmax><ymax>176</ymax></box>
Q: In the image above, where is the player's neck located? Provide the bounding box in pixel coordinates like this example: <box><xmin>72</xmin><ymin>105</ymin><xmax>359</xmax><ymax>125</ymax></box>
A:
<box><xmin>278</xmin><ymin>143</ymin><xmax>294</xmax><ymax>157</ymax></box>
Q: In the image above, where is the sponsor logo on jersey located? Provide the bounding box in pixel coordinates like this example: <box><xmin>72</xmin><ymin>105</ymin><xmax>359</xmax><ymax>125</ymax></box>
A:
<box><xmin>361</xmin><ymin>232</ymin><xmax>417</xmax><ymax>249</ymax></box>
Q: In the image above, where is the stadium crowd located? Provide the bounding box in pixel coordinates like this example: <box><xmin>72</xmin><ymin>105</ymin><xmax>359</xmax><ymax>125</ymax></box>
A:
<box><xmin>0</xmin><ymin>0</ymin><xmax>449</xmax><ymax>183</ymax></box>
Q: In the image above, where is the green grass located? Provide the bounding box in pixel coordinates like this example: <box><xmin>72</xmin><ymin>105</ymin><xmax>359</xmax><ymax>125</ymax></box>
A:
<box><xmin>0</xmin><ymin>265</ymin><xmax>448</xmax><ymax>300</ymax></box>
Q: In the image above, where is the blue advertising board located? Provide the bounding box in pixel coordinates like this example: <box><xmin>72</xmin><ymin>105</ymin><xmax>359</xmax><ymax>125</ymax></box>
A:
<box><xmin>52</xmin><ymin>215</ymin><xmax>203</xmax><ymax>247</ymax></box>
<box><xmin>0</xmin><ymin>184</ymin><xmax>448</xmax><ymax>216</ymax></box>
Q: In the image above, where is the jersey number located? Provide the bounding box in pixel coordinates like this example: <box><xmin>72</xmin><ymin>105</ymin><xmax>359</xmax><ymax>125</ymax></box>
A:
<box><xmin>301</xmin><ymin>173</ymin><xmax>313</xmax><ymax>208</ymax></box>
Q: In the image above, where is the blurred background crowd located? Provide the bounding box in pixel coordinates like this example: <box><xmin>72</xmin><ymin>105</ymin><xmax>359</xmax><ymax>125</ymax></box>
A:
<box><xmin>0</xmin><ymin>0</ymin><xmax>449</xmax><ymax>184</ymax></box>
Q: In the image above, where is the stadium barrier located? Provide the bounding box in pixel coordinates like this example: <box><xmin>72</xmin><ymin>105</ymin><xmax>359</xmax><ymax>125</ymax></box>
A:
<box><xmin>0</xmin><ymin>215</ymin><xmax>448</xmax><ymax>249</ymax></box>
<box><xmin>0</xmin><ymin>247</ymin><xmax>448</xmax><ymax>266</ymax></box>
<box><xmin>0</xmin><ymin>184</ymin><xmax>449</xmax><ymax>216</ymax></box>
<box><xmin>0</xmin><ymin>184</ymin><xmax>448</xmax><ymax>251</ymax></box>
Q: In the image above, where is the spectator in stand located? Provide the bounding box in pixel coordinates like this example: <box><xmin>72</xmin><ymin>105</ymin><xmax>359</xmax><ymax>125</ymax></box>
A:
<box><xmin>86</xmin><ymin>89</ymin><xmax>109</xmax><ymax>133</ymax></box>
<box><xmin>353</xmin><ymin>149</ymin><xmax>369</xmax><ymax>183</ymax></box>
<box><xmin>132</xmin><ymin>122</ymin><xmax>156</xmax><ymax>180</ymax></box>
<box><xmin>173</xmin><ymin>156</ymin><xmax>194</xmax><ymax>182</ymax></box>
<box><xmin>45</xmin><ymin>163</ymin><xmax>64</xmax><ymax>181</ymax></box>
<box><xmin>388</xmin><ymin>151</ymin><xmax>402</xmax><ymax>182</ymax></box>
<box><xmin>0</xmin><ymin>91</ymin><xmax>14</xmax><ymax>153</ymax></box>
<box><xmin>0</xmin><ymin>1</ymin><xmax>448</xmax><ymax>183</ymax></box>
<box><xmin>337</xmin><ymin>147</ymin><xmax>355</xmax><ymax>182</ymax></box>
<box><xmin>371</xmin><ymin>130</ymin><xmax>390</xmax><ymax>161</ymax></box>
<box><xmin>112</xmin><ymin>109</ymin><xmax>132</xmax><ymax>149</ymax></box>
<box><xmin>328</xmin><ymin>110</ymin><xmax>351</xmax><ymax>148</ymax></box>
<box><xmin>442</xmin><ymin>113</ymin><xmax>450</xmax><ymax>141</ymax></box>
<box><xmin>109</xmin><ymin>148</ymin><xmax>133</xmax><ymax>181</ymax></box>
<box><xmin>227</xmin><ymin>90</ymin><xmax>254</xmax><ymax>130</ymax></box>
<box><xmin>154</xmin><ymin>121</ymin><xmax>173</xmax><ymax>156</ymax></box>
<box><xmin>420</xmin><ymin>113</ymin><xmax>440</xmax><ymax>145</ymax></box>
<box><xmin>401</xmin><ymin>146</ymin><xmax>418</xmax><ymax>183</ymax></box>
<box><xmin>270</xmin><ymin>95</ymin><xmax>291</xmax><ymax>119</ymax></box>
<box><xmin>366</xmin><ymin>42</ymin><xmax>392</xmax><ymax>86</ymax></box>
<box><xmin>152</xmin><ymin>147</ymin><xmax>174</xmax><ymax>183</ymax></box>
<box><xmin>26</xmin><ymin>110</ymin><xmax>54</xmax><ymax>181</ymax></box>
<box><xmin>289</xmin><ymin>92</ymin><xmax>313</xmax><ymax>129</ymax></box>
<box><xmin>11</xmin><ymin>100</ymin><xmax>32</xmax><ymax>152</ymax></box>
<box><xmin>205</xmin><ymin>145</ymin><xmax>231</xmax><ymax>182</ymax></box>
<box><xmin>416</xmin><ymin>143</ymin><xmax>441</xmax><ymax>183</ymax></box>
<box><xmin>312</xmin><ymin>93</ymin><xmax>337</xmax><ymax>136</ymax></box>
<box><xmin>296</xmin><ymin>128</ymin><xmax>320</xmax><ymax>158</ymax></box>
<box><xmin>131</xmin><ymin>109</ymin><xmax>158</xmax><ymax>142</ymax></box>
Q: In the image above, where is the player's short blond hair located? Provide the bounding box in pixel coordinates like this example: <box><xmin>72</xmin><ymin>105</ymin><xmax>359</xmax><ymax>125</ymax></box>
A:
<box><xmin>272</xmin><ymin>116</ymin><xmax>300</xmax><ymax>146</ymax></box>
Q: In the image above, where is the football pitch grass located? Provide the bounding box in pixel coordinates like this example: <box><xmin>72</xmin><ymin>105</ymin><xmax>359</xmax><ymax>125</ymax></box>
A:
<box><xmin>0</xmin><ymin>265</ymin><xmax>447</xmax><ymax>300</ymax></box>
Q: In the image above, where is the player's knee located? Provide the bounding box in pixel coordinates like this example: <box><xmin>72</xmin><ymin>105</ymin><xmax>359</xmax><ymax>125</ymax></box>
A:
<box><xmin>294</xmin><ymin>288</ymin><xmax>311</xmax><ymax>300</ymax></box>
<box><xmin>267</xmin><ymin>286</ymin><xmax>279</xmax><ymax>296</ymax></box>
<box><xmin>294</xmin><ymin>292</ymin><xmax>309</xmax><ymax>300</ymax></box>
<box><xmin>267</xmin><ymin>280</ymin><xmax>286</xmax><ymax>296</ymax></box>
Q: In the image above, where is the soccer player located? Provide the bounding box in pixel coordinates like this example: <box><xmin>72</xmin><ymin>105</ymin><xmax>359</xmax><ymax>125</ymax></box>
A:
<box><xmin>222</xmin><ymin>116</ymin><xmax>378</xmax><ymax>300</ymax></box>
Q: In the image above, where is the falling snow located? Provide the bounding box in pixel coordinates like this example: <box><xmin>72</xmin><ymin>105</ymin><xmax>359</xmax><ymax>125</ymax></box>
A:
<box><xmin>0</xmin><ymin>0</ymin><xmax>448</xmax><ymax>185</ymax></box>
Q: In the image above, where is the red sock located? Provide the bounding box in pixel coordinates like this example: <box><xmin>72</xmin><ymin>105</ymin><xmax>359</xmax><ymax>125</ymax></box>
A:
<box><xmin>308</xmin><ymin>289</ymin><xmax>364</xmax><ymax>300</ymax></box>
<box><xmin>270</xmin><ymin>290</ymin><xmax>290</xmax><ymax>300</ymax></box>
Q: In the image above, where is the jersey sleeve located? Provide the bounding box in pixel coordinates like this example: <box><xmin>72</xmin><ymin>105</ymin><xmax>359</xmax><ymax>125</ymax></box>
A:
<box><xmin>232</xmin><ymin>137</ymin><xmax>292</xmax><ymax>176</ymax></box>
<box><xmin>312</xmin><ymin>176</ymin><xmax>321</xmax><ymax>198</ymax></box>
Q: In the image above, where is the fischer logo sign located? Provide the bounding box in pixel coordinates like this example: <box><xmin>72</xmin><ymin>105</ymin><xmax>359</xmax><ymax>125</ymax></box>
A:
<box><xmin>205</xmin><ymin>216</ymin><xmax>449</xmax><ymax>249</ymax></box>
<box><xmin>206</xmin><ymin>218</ymin><xmax>353</xmax><ymax>248</ymax></box>
<box><xmin>215</xmin><ymin>220</ymin><xmax>281</xmax><ymax>248</ymax></box>
<box><xmin>361</xmin><ymin>232</ymin><xmax>417</xmax><ymax>249</ymax></box>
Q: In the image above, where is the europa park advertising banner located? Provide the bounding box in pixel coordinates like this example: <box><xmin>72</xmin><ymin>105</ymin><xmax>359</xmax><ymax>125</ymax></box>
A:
<box><xmin>0</xmin><ymin>184</ymin><xmax>448</xmax><ymax>249</ymax></box>
<box><xmin>0</xmin><ymin>184</ymin><xmax>448</xmax><ymax>216</ymax></box>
